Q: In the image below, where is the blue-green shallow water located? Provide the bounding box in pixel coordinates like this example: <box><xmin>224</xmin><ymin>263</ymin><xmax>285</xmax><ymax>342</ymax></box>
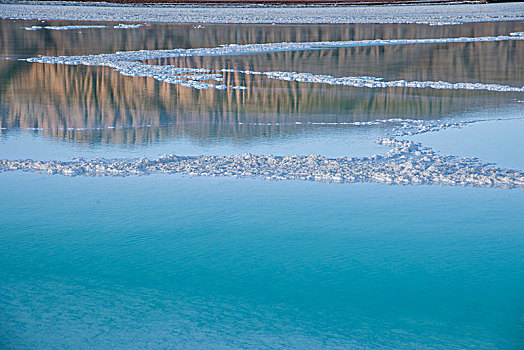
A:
<box><xmin>0</xmin><ymin>173</ymin><xmax>523</xmax><ymax>349</ymax></box>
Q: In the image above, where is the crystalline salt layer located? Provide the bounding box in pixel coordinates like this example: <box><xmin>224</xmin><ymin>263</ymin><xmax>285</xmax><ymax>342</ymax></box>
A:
<box><xmin>23</xmin><ymin>34</ymin><xmax>524</xmax><ymax>92</ymax></box>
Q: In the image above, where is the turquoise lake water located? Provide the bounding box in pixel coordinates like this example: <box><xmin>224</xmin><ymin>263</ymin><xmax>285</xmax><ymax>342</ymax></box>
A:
<box><xmin>1</xmin><ymin>19</ymin><xmax>524</xmax><ymax>349</ymax></box>
<box><xmin>1</xmin><ymin>174</ymin><xmax>523</xmax><ymax>349</ymax></box>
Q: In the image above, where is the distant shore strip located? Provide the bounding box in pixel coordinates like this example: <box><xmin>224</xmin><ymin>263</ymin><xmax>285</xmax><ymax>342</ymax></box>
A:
<box><xmin>2</xmin><ymin>2</ymin><xmax>524</xmax><ymax>25</ymax></box>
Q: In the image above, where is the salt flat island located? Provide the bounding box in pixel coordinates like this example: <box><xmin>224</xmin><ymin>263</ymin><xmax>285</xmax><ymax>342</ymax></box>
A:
<box><xmin>2</xmin><ymin>120</ymin><xmax>524</xmax><ymax>189</ymax></box>
<box><xmin>1</xmin><ymin>1</ymin><xmax>524</xmax><ymax>349</ymax></box>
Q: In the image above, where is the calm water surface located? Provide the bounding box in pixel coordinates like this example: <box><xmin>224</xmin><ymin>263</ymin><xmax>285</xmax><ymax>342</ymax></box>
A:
<box><xmin>0</xmin><ymin>19</ymin><xmax>523</xmax><ymax>349</ymax></box>
<box><xmin>1</xmin><ymin>174</ymin><xmax>524</xmax><ymax>349</ymax></box>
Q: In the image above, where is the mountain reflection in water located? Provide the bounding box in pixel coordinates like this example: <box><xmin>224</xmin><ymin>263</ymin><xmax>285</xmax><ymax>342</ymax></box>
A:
<box><xmin>0</xmin><ymin>20</ymin><xmax>522</xmax><ymax>145</ymax></box>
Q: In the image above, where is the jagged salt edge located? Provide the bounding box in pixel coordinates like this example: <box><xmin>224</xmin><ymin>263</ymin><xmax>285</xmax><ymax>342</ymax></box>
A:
<box><xmin>27</xmin><ymin>34</ymin><xmax>524</xmax><ymax>62</ymax></box>
<box><xmin>23</xmin><ymin>34</ymin><xmax>524</xmax><ymax>91</ymax></box>
<box><xmin>1</xmin><ymin>119</ymin><xmax>523</xmax><ymax>189</ymax></box>
<box><xmin>1</xmin><ymin>139</ymin><xmax>522</xmax><ymax>189</ymax></box>
<box><xmin>223</xmin><ymin>69</ymin><xmax>524</xmax><ymax>92</ymax></box>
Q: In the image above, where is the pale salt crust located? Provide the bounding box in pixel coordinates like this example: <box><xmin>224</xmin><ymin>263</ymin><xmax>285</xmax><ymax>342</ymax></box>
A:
<box><xmin>24</xmin><ymin>24</ymin><xmax>106</xmax><ymax>30</ymax></box>
<box><xmin>114</xmin><ymin>23</ymin><xmax>142</xmax><ymax>29</ymax></box>
<box><xmin>225</xmin><ymin>70</ymin><xmax>524</xmax><ymax>92</ymax></box>
<box><xmin>1</xmin><ymin>119</ymin><xmax>523</xmax><ymax>189</ymax></box>
<box><xmin>1</xmin><ymin>2</ymin><xmax>524</xmax><ymax>25</ymax></box>
<box><xmin>24</xmin><ymin>23</ymin><xmax>142</xmax><ymax>30</ymax></box>
<box><xmin>24</xmin><ymin>34</ymin><xmax>524</xmax><ymax>91</ymax></box>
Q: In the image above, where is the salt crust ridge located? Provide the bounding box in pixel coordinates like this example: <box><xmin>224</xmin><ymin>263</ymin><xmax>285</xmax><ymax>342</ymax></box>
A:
<box><xmin>24</xmin><ymin>23</ymin><xmax>142</xmax><ymax>30</ymax></box>
<box><xmin>2</xmin><ymin>119</ymin><xmax>523</xmax><ymax>189</ymax></box>
<box><xmin>225</xmin><ymin>70</ymin><xmax>524</xmax><ymax>92</ymax></box>
<box><xmin>25</xmin><ymin>34</ymin><xmax>524</xmax><ymax>91</ymax></box>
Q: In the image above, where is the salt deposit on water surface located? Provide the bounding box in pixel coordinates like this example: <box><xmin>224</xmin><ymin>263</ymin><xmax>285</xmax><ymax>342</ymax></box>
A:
<box><xmin>24</xmin><ymin>34</ymin><xmax>524</xmax><ymax>91</ymax></box>
<box><xmin>24</xmin><ymin>23</ymin><xmax>143</xmax><ymax>30</ymax></box>
<box><xmin>2</xmin><ymin>119</ymin><xmax>523</xmax><ymax>189</ymax></box>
